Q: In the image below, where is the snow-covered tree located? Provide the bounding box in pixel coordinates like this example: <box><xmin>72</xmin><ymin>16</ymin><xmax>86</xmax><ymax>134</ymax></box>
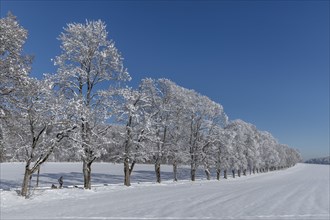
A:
<box><xmin>53</xmin><ymin>19</ymin><xmax>130</xmax><ymax>189</ymax></box>
<box><xmin>217</xmin><ymin>128</ymin><xmax>234</xmax><ymax>179</ymax></box>
<box><xmin>199</xmin><ymin>100</ymin><xmax>228</xmax><ymax>180</ymax></box>
<box><xmin>157</xmin><ymin>80</ymin><xmax>191</xmax><ymax>181</ymax></box>
<box><xmin>275</xmin><ymin>144</ymin><xmax>288</xmax><ymax>170</ymax></box>
<box><xmin>102</xmin><ymin>84</ymin><xmax>153</xmax><ymax>186</ymax></box>
<box><xmin>223</xmin><ymin>121</ymin><xmax>246</xmax><ymax>177</ymax></box>
<box><xmin>141</xmin><ymin>78</ymin><xmax>190</xmax><ymax>183</ymax></box>
<box><xmin>180</xmin><ymin>89</ymin><xmax>228</xmax><ymax>181</ymax></box>
<box><xmin>0</xmin><ymin>13</ymin><xmax>33</xmax><ymax>161</ymax></box>
<box><xmin>0</xmin><ymin>13</ymin><xmax>68</xmax><ymax>197</ymax></box>
<box><xmin>2</xmin><ymin>76</ymin><xmax>73</xmax><ymax>197</ymax></box>
<box><xmin>137</xmin><ymin>79</ymin><xmax>166</xmax><ymax>183</ymax></box>
<box><xmin>225</xmin><ymin>120</ymin><xmax>262</xmax><ymax>176</ymax></box>
<box><xmin>285</xmin><ymin>147</ymin><xmax>302</xmax><ymax>167</ymax></box>
<box><xmin>258</xmin><ymin>131</ymin><xmax>279</xmax><ymax>172</ymax></box>
<box><xmin>0</xmin><ymin>12</ymin><xmax>32</xmax><ymax>104</ymax></box>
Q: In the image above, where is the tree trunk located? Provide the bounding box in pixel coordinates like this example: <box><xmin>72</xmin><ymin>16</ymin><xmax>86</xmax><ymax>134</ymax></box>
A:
<box><xmin>232</xmin><ymin>170</ymin><xmax>235</xmax><ymax>178</ymax></box>
<box><xmin>224</xmin><ymin>170</ymin><xmax>227</xmax><ymax>179</ymax></box>
<box><xmin>155</xmin><ymin>161</ymin><xmax>161</xmax><ymax>183</ymax></box>
<box><xmin>253</xmin><ymin>167</ymin><xmax>256</xmax><ymax>174</ymax></box>
<box><xmin>191</xmin><ymin>168</ymin><xmax>196</xmax><ymax>181</ymax></box>
<box><xmin>21</xmin><ymin>167</ymin><xmax>31</xmax><ymax>197</ymax></box>
<box><xmin>190</xmin><ymin>159</ymin><xmax>196</xmax><ymax>181</ymax></box>
<box><xmin>36</xmin><ymin>166</ymin><xmax>40</xmax><ymax>187</ymax></box>
<box><xmin>238</xmin><ymin>169</ymin><xmax>241</xmax><ymax>177</ymax></box>
<box><xmin>83</xmin><ymin>161</ymin><xmax>92</xmax><ymax>189</ymax></box>
<box><xmin>205</xmin><ymin>168</ymin><xmax>211</xmax><ymax>180</ymax></box>
<box><xmin>124</xmin><ymin>157</ymin><xmax>131</xmax><ymax>186</ymax></box>
<box><xmin>216</xmin><ymin>168</ymin><xmax>220</xmax><ymax>180</ymax></box>
<box><xmin>243</xmin><ymin>169</ymin><xmax>247</xmax><ymax>176</ymax></box>
<box><xmin>173</xmin><ymin>161</ymin><xmax>178</xmax><ymax>182</ymax></box>
<box><xmin>190</xmin><ymin>152</ymin><xmax>195</xmax><ymax>181</ymax></box>
<box><xmin>129</xmin><ymin>160</ymin><xmax>135</xmax><ymax>175</ymax></box>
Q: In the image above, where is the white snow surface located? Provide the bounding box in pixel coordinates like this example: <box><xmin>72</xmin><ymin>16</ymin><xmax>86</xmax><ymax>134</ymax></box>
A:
<box><xmin>0</xmin><ymin>163</ymin><xmax>329</xmax><ymax>220</ymax></box>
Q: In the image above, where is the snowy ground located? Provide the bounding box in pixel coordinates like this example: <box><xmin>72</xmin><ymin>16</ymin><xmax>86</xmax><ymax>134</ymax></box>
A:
<box><xmin>0</xmin><ymin>163</ymin><xmax>329</xmax><ymax>220</ymax></box>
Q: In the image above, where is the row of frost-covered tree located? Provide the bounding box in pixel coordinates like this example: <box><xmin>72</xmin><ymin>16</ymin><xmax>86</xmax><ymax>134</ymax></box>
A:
<box><xmin>0</xmin><ymin>13</ymin><xmax>302</xmax><ymax>197</ymax></box>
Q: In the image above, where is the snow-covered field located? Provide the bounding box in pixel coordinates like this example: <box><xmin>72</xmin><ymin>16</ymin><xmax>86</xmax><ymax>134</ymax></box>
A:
<box><xmin>0</xmin><ymin>163</ymin><xmax>329</xmax><ymax>220</ymax></box>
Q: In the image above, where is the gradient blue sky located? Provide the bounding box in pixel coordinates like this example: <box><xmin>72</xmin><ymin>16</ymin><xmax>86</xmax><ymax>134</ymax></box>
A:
<box><xmin>1</xmin><ymin>0</ymin><xmax>329</xmax><ymax>160</ymax></box>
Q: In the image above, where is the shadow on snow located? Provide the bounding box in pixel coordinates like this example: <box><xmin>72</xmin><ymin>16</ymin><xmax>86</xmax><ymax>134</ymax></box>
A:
<box><xmin>0</xmin><ymin>166</ymin><xmax>214</xmax><ymax>190</ymax></box>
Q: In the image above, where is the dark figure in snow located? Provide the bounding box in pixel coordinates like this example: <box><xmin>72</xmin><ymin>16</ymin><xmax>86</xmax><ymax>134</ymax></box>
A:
<box><xmin>58</xmin><ymin>176</ymin><xmax>63</xmax><ymax>188</ymax></box>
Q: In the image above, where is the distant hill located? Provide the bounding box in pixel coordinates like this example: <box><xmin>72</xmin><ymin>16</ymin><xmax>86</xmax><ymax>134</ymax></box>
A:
<box><xmin>305</xmin><ymin>156</ymin><xmax>330</xmax><ymax>165</ymax></box>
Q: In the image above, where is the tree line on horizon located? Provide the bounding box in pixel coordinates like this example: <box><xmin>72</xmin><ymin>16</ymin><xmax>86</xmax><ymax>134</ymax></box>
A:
<box><xmin>305</xmin><ymin>156</ymin><xmax>330</xmax><ymax>165</ymax></box>
<box><xmin>0</xmin><ymin>13</ymin><xmax>302</xmax><ymax>198</ymax></box>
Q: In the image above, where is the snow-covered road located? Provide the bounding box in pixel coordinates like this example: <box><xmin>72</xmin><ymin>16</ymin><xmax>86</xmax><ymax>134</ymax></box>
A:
<box><xmin>1</xmin><ymin>163</ymin><xmax>329</xmax><ymax>219</ymax></box>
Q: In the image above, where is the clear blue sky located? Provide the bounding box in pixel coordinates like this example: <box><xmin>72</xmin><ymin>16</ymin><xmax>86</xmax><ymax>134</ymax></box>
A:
<box><xmin>1</xmin><ymin>0</ymin><xmax>329</xmax><ymax>160</ymax></box>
